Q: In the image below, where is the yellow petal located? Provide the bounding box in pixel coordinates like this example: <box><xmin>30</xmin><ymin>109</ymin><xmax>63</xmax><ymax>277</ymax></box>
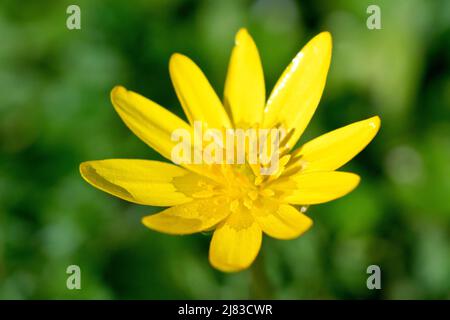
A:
<box><xmin>209</xmin><ymin>210</ymin><xmax>262</xmax><ymax>272</ymax></box>
<box><xmin>142</xmin><ymin>196</ymin><xmax>231</xmax><ymax>235</ymax></box>
<box><xmin>292</xmin><ymin>116</ymin><xmax>381</xmax><ymax>173</ymax></box>
<box><xmin>224</xmin><ymin>28</ymin><xmax>265</xmax><ymax>127</ymax></box>
<box><xmin>254</xmin><ymin>200</ymin><xmax>313</xmax><ymax>239</ymax></box>
<box><xmin>80</xmin><ymin>159</ymin><xmax>217</xmax><ymax>206</ymax></box>
<box><xmin>263</xmin><ymin>32</ymin><xmax>332</xmax><ymax>147</ymax></box>
<box><xmin>170</xmin><ymin>53</ymin><xmax>231</xmax><ymax>129</ymax></box>
<box><xmin>111</xmin><ymin>86</ymin><xmax>191</xmax><ymax>161</ymax></box>
<box><xmin>274</xmin><ymin>171</ymin><xmax>360</xmax><ymax>205</ymax></box>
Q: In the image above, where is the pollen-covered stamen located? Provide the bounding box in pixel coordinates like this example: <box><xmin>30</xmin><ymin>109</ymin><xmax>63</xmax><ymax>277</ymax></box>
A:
<box><xmin>259</xmin><ymin>188</ymin><xmax>274</xmax><ymax>197</ymax></box>
<box><xmin>243</xmin><ymin>197</ymin><xmax>253</xmax><ymax>209</ymax></box>
<box><xmin>280</xmin><ymin>162</ymin><xmax>303</xmax><ymax>177</ymax></box>
<box><xmin>278</xmin><ymin>126</ymin><xmax>296</xmax><ymax>150</ymax></box>
<box><xmin>215</xmin><ymin>160</ymin><xmax>279</xmax><ymax>212</ymax></box>
<box><xmin>281</xmin><ymin>152</ymin><xmax>307</xmax><ymax>177</ymax></box>
<box><xmin>251</xmin><ymin>125</ymin><xmax>294</xmax><ymax>184</ymax></box>
<box><xmin>200</xmin><ymin>122</ymin><xmax>297</xmax><ymax>211</ymax></box>
<box><xmin>264</xmin><ymin>153</ymin><xmax>291</xmax><ymax>183</ymax></box>
<box><xmin>254</xmin><ymin>176</ymin><xmax>264</xmax><ymax>186</ymax></box>
<box><xmin>241</xmin><ymin>187</ymin><xmax>277</xmax><ymax>210</ymax></box>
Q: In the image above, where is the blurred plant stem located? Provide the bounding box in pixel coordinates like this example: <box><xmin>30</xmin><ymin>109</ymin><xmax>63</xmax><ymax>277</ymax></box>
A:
<box><xmin>250</xmin><ymin>249</ymin><xmax>273</xmax><ymax>299</ymax></box>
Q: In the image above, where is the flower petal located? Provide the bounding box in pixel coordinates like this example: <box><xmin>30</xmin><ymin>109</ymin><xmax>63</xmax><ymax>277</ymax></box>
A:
<box><xmin>209</xmin><ymin>211</ymin><xmax>262</xmax><ymax>272</ymax></box>
<box><xmin>254</xmin><ymin>200</ymin><xmax>313</xmax><ymax>239</ymax></box>
<box><xmin>111</xmin><ymin>86</ymin><xmax>191</xmax><ymax>161</ymax></box>
<box><xmin>224</xmin><ymin>28</ymin><xmax>265</xmax><ymax>127</ymax></box>
<box><xmin>263</xmin><ymin>32</ymin><xmax>332</xmax><ymax>147</ymax></box>
<box><xmin>292</xmin><ymin>116</ymin><xmax>380</xmax><ymax>173</ymax></box>
<box><xmin>142</xmin><ymin>196</ymin><xmax>231</xmax><ymax>235</ymax></box>
<box><xmin>170</xmin><ymin>53</ymin><xmax>231</xmax><ymax>129</ymax></box>
<box><xmin>80</xmin><ymin>159</ymin><xmax>217</xmax><ymax>206</ymax></box>
<box><xmin>274</xmin><ymin>171</ymin><xmax>360</xmax><ymax>205</ymax></box>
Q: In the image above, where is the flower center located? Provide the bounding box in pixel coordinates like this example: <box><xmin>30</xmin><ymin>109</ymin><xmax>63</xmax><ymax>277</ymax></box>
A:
<box><xmin>218</xmin><ymin>163</ymin><xmax>276</xmax><ymax>211</ymax></box>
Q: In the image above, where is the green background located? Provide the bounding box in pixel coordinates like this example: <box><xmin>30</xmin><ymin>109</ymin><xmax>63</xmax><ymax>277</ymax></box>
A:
<box><xmin>0</xmin><ymin>0</ymin><xmax>449</xmax><ymax>299</ymax></box>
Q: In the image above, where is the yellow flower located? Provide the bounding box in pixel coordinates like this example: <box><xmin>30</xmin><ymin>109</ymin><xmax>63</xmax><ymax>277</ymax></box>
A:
<box><xmin>80</xmin><ymin>29</ymin><xmax>380</xmax><ymax>272</ymax></box>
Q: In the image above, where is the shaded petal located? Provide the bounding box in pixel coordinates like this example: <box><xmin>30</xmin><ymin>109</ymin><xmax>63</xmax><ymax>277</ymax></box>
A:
<box><xmin>291</xmin><ymin>116</ymin><xmax>380</xmax><ymax>173</ymax></box>
<box><xmin>254</xmin><ymin>200</ymin><xmax>313</xmax><ymax>239</ymax></box>
<box><xmin>273</xmin><ymin>171</ymin><xmax>360</xmax><ymax>205</ymax></box>
<box><xmin>170</xmin><ymin>53</ymin><xmax>231</xmax><ymax>129</ymax></box>
<box><xmin>111</xmin><ymin>86</ymin><xmax>191</xmax><ymax>161</ymax></box>
<box><xmin>142</xmin><ymin>196</ymin><xmax>231</xmax><ymax>235</ymax></box>
<box><xmin>209</xmin><ymin>210</ymin><xmax>262</xmax><ymax>272</ymax></box>
<box><xmin>224</xmin><ymin>28</ymin><xmax>265</xmax><ymax>127</ymax></box>
<box><xmin>263</xmin><ymin>32</ymin><xmax>332</xmax><ymax>147</ymax></box>
<box><xmin>80</xmin><ymin>159</ymin><xmax>218</xmax><ymax>206</ymax></box>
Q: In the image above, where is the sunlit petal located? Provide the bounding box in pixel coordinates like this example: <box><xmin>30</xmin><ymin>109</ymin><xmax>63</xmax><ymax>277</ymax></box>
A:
<box><xmin>273</xmin><ymin>171</ymin><xmax>360</xmax><ymax>205</ymax></box>
<box><xmin>80</xmin><ymin>159</ymin><xmax>218</xmax><ymax>206</ymax></box>
<box><xmin>209</xmin><ymin>210</ymin><xmax>262</xmax><ymax>272</ymax></box>
<box><xmin>142</xmin><ymin>196</ymin><xmax>231</xmax><ymax>235</ymax></box>
<box><xmin>170</xmin><ymin>53</ymin><xmax>231</xmax><ymax>129</ymax></box>
<box><xmin>291</xmin><ymin>116</ymin><xmax>380</xmax><ymax>172</ymax></box>
<box><xmin>263</xmin><ymin>32</ymin><xmax>332</xmax><ymax>148</ymax></box>
<box><xmin>254</xmin><ymin>200</ymin><xmax>313</xmax><ymax>239</ymax></box>
<box><xmin>111</xmin><ymin>86</ymin><xmax>191</xmax><ymax>161</ymax></box>
<box><xmin>224</xmin><ymin>28</ymin><xmax>265</xmax><ymax>127</ymax></box>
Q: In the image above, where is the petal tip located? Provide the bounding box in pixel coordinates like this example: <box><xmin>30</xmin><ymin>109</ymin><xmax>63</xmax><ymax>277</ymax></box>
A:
<box><xmin>313</xmin><ymin>31</ymin><xmax>332</xmax><ymax>51</ymax></box>
<box><xmin>141</xmin><ymin>215</ymin><xmax>152</xmax><ymax>228</ymax></box>
<box><xmin>170</xmin><ymin>52</ymin><xmax>182</xmax><ymax>60</ymax></box>
<box><xmin>350</xmin><ymin>173</ymin><xmax>361</xmax><ymax>188</ymax></box>
<box><xmin>320</xmin><ymin>31</ymin><xmax>332</xmax><ymax>39</ymax></box>
<box><xmin>305</xmin><ymin>216</ymin><xmax>314</xmax><ymax>228</ymax></box>
<box><xmin>111</xmin><ymin>85</ymin><xmax>126</xmax><ymax>96</ymax></box>
<box><xmin>169</xmin><ymin>53</ymin><xmax>188</xmax><ymax>66</ymax></box>
<box><xmin>79</xmin><ymin>161</ymin><xmax>91</xmax><ymax>176</ymax></box>
<box><xmin>208</xmin><ymin>254</ymin><xmax>249</xmax><ymax>273</ymax></box>
<box><xmin>371</xmin><ymin>115</ymin><xmax>381</xmax><ymax>128</ymax></box>
<box><xmin>79</xmin><ymin>161</ymin><xmax>96</xmax><ymax>186</ymax></box>
<box><xmin>235</xmin><ymin>28</ymin><xmax>249</xmax><ymax>42</ymax></box>
<box><xmin>298</xmin><ymin>217</ymin><xmax>314</xmax><ymax>238</ymax></box>
<box><xmin>141</xmin><ymin>215</ymin><xmax>167</xmax><ymax>233</ymax></box>
<box><xmin>169</xmin><ymin>53</ymin><xmax>193</xmax><ymax>77</ymax></box>
<box><xmin>338</xmin><ymin>172</ymin><xmax>361</xmax><ymax>197</ymax></box>
<box><xmin>317</xmin><ymin>31</ymin><xmax>332</xmax><ymax>43</ymax></box>
<box><xmin>111</xmin><ymin>85</ymin><xmax>128</xmax><ymax>104</ymax></box>
<box><xmin>79</xmin><ymin>162</ymin><xmax>86</xmax><ymax>177</ymax></box>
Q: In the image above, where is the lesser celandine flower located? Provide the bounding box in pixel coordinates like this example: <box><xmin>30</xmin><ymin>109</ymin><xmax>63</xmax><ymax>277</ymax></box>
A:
<box><xmin>80</xmin><ymin>29</ymin><xmax>380</xmax><ymax>272</ymax></box>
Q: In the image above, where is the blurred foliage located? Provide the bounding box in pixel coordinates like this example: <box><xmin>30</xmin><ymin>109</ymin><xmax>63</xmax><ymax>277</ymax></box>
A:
<box><xmin>0</xmin><ymin>0</ymin><xmax>449</xmax><ymax>299</ymax></box>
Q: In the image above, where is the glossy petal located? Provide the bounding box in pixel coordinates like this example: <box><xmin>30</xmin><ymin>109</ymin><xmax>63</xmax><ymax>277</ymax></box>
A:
<box><xmin>170</xmin><ymin>53</ymin><xmax>231</xmax><ymax>129</ymax></box>
<box><xmin>224</xmin><ymin>28</ymin><xmax>265</xmax><ymax>127</ymax></box>
<box><xmin>79</xmin><ymin>159</ymin><xmax>216</xmax><ymax>206</ymax></box>
<box><xmin>292</xmin><ymin>116</ymin><xmax>381</xmax><ymax>172</ymax></box>
<box><xmin>142</xmin><ymin>196</ymin><xmax>231</xmax><ymax>235</ymax></box>
<box><xmin>263</xmin><ymin>32</ymin><xmax>332</xmax><ymax>148</ymax></box>
<box><xmin>111</xmin><ymin>86</ymin><xmax>191</xmax><ymax>161</ymax></box>
<box><xmin>209</xmin><ymin>211</ymin><xmax>262</xmax><ymax>272</ymax></box>
<box><xmin>274</xmin><ymin>171</ymin><xmax>360</xmax><ymax>205</ymax></box>
<box><xmin>254</xmin><ymin>200</ymin><xmax>313</xmax><ymax>239</ymax></box>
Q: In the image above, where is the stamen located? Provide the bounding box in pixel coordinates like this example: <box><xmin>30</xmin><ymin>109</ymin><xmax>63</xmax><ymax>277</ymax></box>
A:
<box><xmin>260</xmin><ymin>188</ymin><xmax>274</xmax><ymax>197</ymax></box>
<box><xmin>248</xmin><ymin>191</ymin><xmax>258</xmax><ymax>201</ymax></box>
<box><xmin>230</xmin><ymin>199</ymin><xmax>239</xmax><ymax>212</ymax></box>
<box><xmin>243</xmin><ymin>198</ymin><xmax>253</xmax><ymax>209</ymax></box>
<box><xmin>254</xmin><ymin>176</ymin><xmax>264</xmax><ymax>186</ymax></box>
<box><xmin>279</xmin><ymin>127</ymin><xmax>295</xmax><ymax>149</ymax></box>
